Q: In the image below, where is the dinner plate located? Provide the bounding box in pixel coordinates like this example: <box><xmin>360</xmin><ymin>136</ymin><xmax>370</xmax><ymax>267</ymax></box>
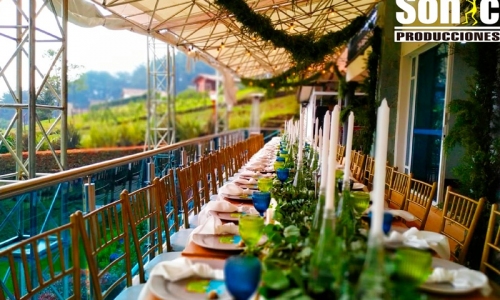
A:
<box><xmin>148</xmin><ymin>259</ymin><xmax>231</xmax><ymax>300</ymax></box>
<box><xmin>192</xmin><ymin>234</ymin><xmax>245</xmax><ymax>251</ymax></box>
<box><xmin>352</xmin><ymin>182</ymin><xmax>366</xmax><ymax>190</ymax></box>
<box><xmin>212</xmin><ymin>211</ymin><xmax>243</xmax><ymax>222</ymax></box>
<box><xmin>221</xmin><ymin>193</ymin><xmax>253</xmax><ymax>201</ymax></box>
<box><xmin>419</xmin><ymin>258</ymin><xmax>479</xmax><ymax>295</ymax></box>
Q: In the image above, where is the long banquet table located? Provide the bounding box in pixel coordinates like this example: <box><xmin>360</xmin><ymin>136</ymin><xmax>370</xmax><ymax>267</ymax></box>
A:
<box><xmin>140</xmin><ymin>138</ymin><xmax>500</xmax><ymax>300</ymax></box>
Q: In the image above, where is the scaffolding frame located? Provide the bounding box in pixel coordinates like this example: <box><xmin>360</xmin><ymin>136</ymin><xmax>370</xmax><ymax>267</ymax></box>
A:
<box><xmin>0</xmin><ymin>0</ymin><xmax>68</xmax><ymax>182</ymax></box>
<box><xmin>144</xmin><ymin>35</ymin><xmax>176</xmax><ymax>150</ymax></box>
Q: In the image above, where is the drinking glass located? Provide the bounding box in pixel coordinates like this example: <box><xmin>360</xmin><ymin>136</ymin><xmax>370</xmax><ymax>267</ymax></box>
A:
<box><xmin>239</xmin><ymin>215</ymin><xmax>264</xmax><ymax>250</ymax></box>
<box><xmin>394</xmin><ymin>248</ymin><xmax>432</xmax><ymax>285</ymax></box>
<box><xmin>276</xmin><ymin>168</ymin><xmax>290</xmax><ymax>183</ymax></box>
<box><xmin>368</xmin><ymin>212</ymin><xmax>393</xmax><ymax>234</ymax></box>
<box><xmin>251</xmin><ymin>192</ymin><xmax>271</xmax><ymax>217</ymax></box>
<box><xmin>257</xmin><ymin>178</ymin><xmax>273</xmax><ymax>192</ymax></box>
<box><xmin>224</xmin><ymin>256</ymin><xmax>262</xmax><ymax>300</ymax></box>
<box><xmin>350</xmin><ymin>191</ymin><xmax>371</xmax><ymax>217</ymax></box>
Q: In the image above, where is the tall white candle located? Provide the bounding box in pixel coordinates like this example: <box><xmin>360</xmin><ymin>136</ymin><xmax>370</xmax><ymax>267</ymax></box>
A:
<box><xmin>325</xmin><ymin>106</ymin><xmax>340</xmax><ymax>210</ymax></box>
<box><xmin>319</xmin><ymin>113</ymin><xmax>331</xmax><ymax>189</ymax></box>
<box><xmin>297</xmin><ymin>107</ymin><xmax>304</xmax><ymax>163</ymax></box>
<box><xmin>343</xmin><ymin>112</ymin><xmax>355</xmax><ymax>183</ymax></box>
<box><xmin>318</xmin><ymin>128</ymin><xmax>323</xmax><ymax>158</ymax></box>
<box><xmin>314</xmin><ymin>117</ymin><xmax>319</xmax><ymax>150</ymax></box>
<box><xmin>370</xmin><ymin>99</ymin><xmax>390</xmax><ymax>238</ymax></box>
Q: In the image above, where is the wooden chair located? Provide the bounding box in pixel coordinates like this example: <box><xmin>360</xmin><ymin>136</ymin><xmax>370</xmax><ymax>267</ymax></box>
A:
<box><xmin>481</xmin><ymin>204</ymin><xmax>500</xmax><ymax>277</ymax></box>
<box><xmin>207</xmin><ymin>151</ymin><xmax>221</xmax><ymax>195</ymax></box>
<box><xmin>0</xmin><ymin>215</ymin><xmax>81</xmax><ymax>300</ymax></box>
<box><xmin>159</xmin><ymin>170</ymin><xmax>193</xmax><ymax>252</ymax></box>
<box><xmin>176</xmin><ymin>163</ymin><xmax>200</xmax><ymax>229</ymax></box>
<box><xmin>192</xmin><ymin>157</ymin><xmax>211</xmax><ymax>207</ymax></box>
<box><xmin>439</xmin><ymin>186</ymin><xmax>486</xmax><ymax>265</ymax></box>
<box><xmin>121</xmin><ymin>180</ymin><xmax>164</xmax><ymax>283</ymax></box>
<box><xmin>387</xmin><ymin>171</ymin><xmax>412</xmax><ymax>210</ymax></box>
<box><xmin>403</xmin><ymin>179</ymin><xmax>437</xmax><ymax>229</ymax></box>
<box><xmin>123</xmin><ymin>179</ymin><xmax>181</xmax><ymax>282</ymax></box>
<box><xmin>77</xmin><ymin>198</ymin><xmax>139</xmax><ymax>299</ymax></box>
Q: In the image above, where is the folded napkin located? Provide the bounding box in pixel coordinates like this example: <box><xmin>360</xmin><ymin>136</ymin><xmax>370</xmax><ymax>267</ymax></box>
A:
<box><xmin>214</xmin><ymin>223</ymin><xmax>239</xmax><ymax>235</ymax></box>
<box><xmin>385</xmin><ymin>227</ymin><xmax>450</xmax><ymax>259</ymax></box>
<box><xmin>219</xmin><ymin>183</ymin><xmax>244</xmax><ymax>196</ymax></box>
<box><xmin>240</xmin><ymin>170</ymin><xmax>257</xmax><ymax>177</ymax></box>
<box><xmin>149</xmin><ymin>257</ymin><xmax>224</xmax><ymax>282</ymax></box>
<box><xmin>426</xmin><ymin>267</ymin><xmax>491</xmax><ymax>296</ymax></box>
<box><xmin>233</xmin><ymin>177</ymin><xmax>257</xmax><ymax>185</ymax></box>
<box><xmin>386</xmin><ymin>210</ymin><xmax>416</xmax><ymax>221</ymax></box>
<box><xmin>198</xmin><ymin>201</ymin><xmax>238</xmax><ymax>226</ymax></box>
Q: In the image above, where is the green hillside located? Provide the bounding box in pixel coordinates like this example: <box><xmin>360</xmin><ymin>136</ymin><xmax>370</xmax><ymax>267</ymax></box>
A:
<box><xmin>65</xmin><ymin>88</ymin><xmax>298</xmax><ymax>148</ymax></box>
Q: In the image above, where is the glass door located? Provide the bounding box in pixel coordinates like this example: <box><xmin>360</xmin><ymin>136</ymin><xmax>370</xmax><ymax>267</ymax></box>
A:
<box><xmin>406</xmin><ymin>44</ymin><xmax>448</xmax><ymax>184</ymax></box>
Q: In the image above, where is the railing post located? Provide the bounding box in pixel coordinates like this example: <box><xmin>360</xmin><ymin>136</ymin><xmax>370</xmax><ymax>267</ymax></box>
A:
<box><xmin>84</xmin><ymin>177</ymin><xmax>96</xmax><ymax>212</ymax></box>
<box><xmin>197</xmin><ymin>143</ymin><xmax>202</xmax><ymax>160</ymax></box>
<box><xmin>148</xmin><ymin>158</ymin><xmax>155</xmax><ymax>184</ymax></box>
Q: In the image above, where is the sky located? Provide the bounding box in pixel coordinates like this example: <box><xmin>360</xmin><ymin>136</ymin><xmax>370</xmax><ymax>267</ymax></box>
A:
<box><xmin>0</xmin><ymin>0</ymin><xmax>148</xmax><ymax>95</ymax></box>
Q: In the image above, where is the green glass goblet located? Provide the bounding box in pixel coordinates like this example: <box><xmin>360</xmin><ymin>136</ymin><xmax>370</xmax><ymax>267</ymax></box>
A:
<box><xmin>257</xmin><ymin>177</ymin><xmax>273</xmax><ymax>192</ymax></box>
<box><xmin>394</xmin><ymin>248</ymin><xmax>432</xmax><ymax>285</ymax></box>
<box><xmin>238</xmin><ymin>215</ymin><xmax>265</xmax><ymax>249</ymax></box>
<box><xmin>350</xmin><ymin>191</ymin><xmax>371</xmax><ymax>218</ymax></box>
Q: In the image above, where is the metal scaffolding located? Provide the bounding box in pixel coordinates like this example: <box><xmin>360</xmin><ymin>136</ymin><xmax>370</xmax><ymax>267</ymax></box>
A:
<box><xmin>0</xmin><ymin>0</ymin><xmax>68</xmax><ymax>182</ymax></box>
<box><xmin>144</xmin><ymin>36</ymin><xmax>176</xmax><ymax>150</ymax></box>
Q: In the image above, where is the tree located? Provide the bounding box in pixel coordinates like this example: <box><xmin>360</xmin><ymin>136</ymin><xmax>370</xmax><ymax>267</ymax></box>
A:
<box><xmin>37</xmin><ymin>49</ymin><xmax>83</xmax><ymax>120</ymax></box>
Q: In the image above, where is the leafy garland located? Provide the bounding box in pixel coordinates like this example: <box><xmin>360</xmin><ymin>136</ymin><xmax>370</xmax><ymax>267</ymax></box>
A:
<box><xmin>214</xmin><ymin>0</ymin><xmax>367</xmax><ymax>88</ymax></box>
<box><xmin>240</xmin><ymin>62</ymin><xmax>334</xmax><ymax>90</ymax></box>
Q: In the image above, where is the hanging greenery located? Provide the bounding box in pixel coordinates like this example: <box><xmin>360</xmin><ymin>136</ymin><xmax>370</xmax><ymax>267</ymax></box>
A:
<box><xmin>240</xmin><ymin>62</ymin><xmax>335</xmax><ymax>90</ymax></box>
<box><xmin>341</xmin><ymin>26</ymin><xmax>381</xmax><ymax>153</ymax></box>
<box><xmin>444</xmin><ymin>42</ymin><xmax>500</xmax><ymax>268</ymax></box>
<box><xmin>214</xmin><ymin>0</ymin><xmax>367</xmax><ymax>84</ymax></box>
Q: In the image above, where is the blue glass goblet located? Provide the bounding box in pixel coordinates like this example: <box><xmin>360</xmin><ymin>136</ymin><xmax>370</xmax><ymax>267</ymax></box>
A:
<box><xmin>368</xmin><ymin>211</ymin><xmax>394</xmax><ymax>234</ymax></box>
<box><xmin>224</xmin><ymin>256</ymin><xmax>262</xmax><ymax>300</ymax></box>
<box><xmin>276</xmin><ymin>168</ymin><xmax>290</xmax><ymax>183</ymax></box>
<box><xmin>252</xmin><ymin>191</ymin><xmax>271</xmax><ymax>217</ymax></box>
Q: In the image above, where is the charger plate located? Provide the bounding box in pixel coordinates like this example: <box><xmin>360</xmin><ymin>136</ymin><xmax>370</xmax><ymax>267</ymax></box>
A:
<box><xmin>148</xmin><ymin>259</ymin><xmax>231</xmax><ymax>300</ymax></box>
<box><xmin>212</xmin><ymin>211</ymin><xmax>243</xmax><ymax>222</ymax></box>
<box><xmin>192</xmin><ymin>234</ymin><xmax>244</xmax><ymax>251</ymax></box>
<box><xmin>221</xmin><ymin>193</ymin><xmax>253</xmax><ymax>201</ymax></box>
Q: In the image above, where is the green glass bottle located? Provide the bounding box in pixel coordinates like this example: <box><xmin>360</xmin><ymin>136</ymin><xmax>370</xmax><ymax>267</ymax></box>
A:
<box><xmin>336</xmin><ymin>180</ymin><xmax>355</xmax><ymax>249</ymax></box>
<box><xmin>309</xmin><ymin>207</ymin><xmax>341</xmax><ymax>297</ymax></box>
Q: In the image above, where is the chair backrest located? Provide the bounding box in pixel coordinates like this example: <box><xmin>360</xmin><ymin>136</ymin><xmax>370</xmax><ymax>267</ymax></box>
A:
<box><xmin>387</xmin><ymin>171</ymin><xmax>412</xmax><ymax>210</ymax></box>
<box><xmin>336</xmin><ymin>145</ymin><xmax>345</xmax><ymax>162</ymax></box>
<box><xmin>481</xmin><ymin>204</ymin><xmax>500</xmax><ymax>276</ymax></box>
<box><xmin>158</xmin><ymin>170</ymin><xmax>181</xmax><ymax>251</ymax></box>
<box><xmin>0</xmin><ymin>215</ymin><xmax>80</xmax><ymax>300</ymax></box>
<box><xmin>77</xmin><ymin>199</ymin><xmax>134</xmax><ymax>300</ymax></box>
<box><xmin>403</xmin><ymin>179</ymin><xmax>437</xmax><ymax>229</ymax></box>
<box><xmin>352</xmin><ymin>153</ymin><xmax>366</xmax><ymax>182</ymax></box>
<box><xmin>439</xmin><ymin>186</ymin><xmax>486</xmax><ymax>265</ymax></box>
<box><xmin>121</xmin><ymin>180</ymin><xmax>164</xmax><ymax>283</ymax></box>
<box><xmin>176</xmin><ymin>164</ymin><xmax>199</xmax><ymax>228</ymax></box>
<box><xmin>384</xmin><ymin>166</ymin><xmax>397</xmax><ymax>200</ymax></box>
<box><xmin>191</xmin><ymin>158</ymin><xmax>210</xmax><ymax>207</ymax></box>
<box><xmin>206</xmin><ymin>151</ymin><xmax>220</xmax><ymax>194</ymax></box>
<box><xmin>364</xmin><ymin>156</ymin><xmax>374</xmax><ymax>186</ymax></box>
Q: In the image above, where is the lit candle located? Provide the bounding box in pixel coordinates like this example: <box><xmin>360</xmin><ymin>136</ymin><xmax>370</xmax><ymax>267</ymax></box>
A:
<box><xmin>370</xmin><ymin>99</ymin><xmax>390</xmax><ymax>238</ymax></box>
<box><xmin>325</xmin><ymin>105</ymin><xmax>340</xmax><ymax>209</ymax></box>
<box><xmin>320</xmin><ymin>112</ymin><xmax>330</xmax><ymax>188</ymax></box>
<box><xmin>343</xmin><ymin>112</ymin><xmax>355</xmax><ymax>183</ymax></box>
